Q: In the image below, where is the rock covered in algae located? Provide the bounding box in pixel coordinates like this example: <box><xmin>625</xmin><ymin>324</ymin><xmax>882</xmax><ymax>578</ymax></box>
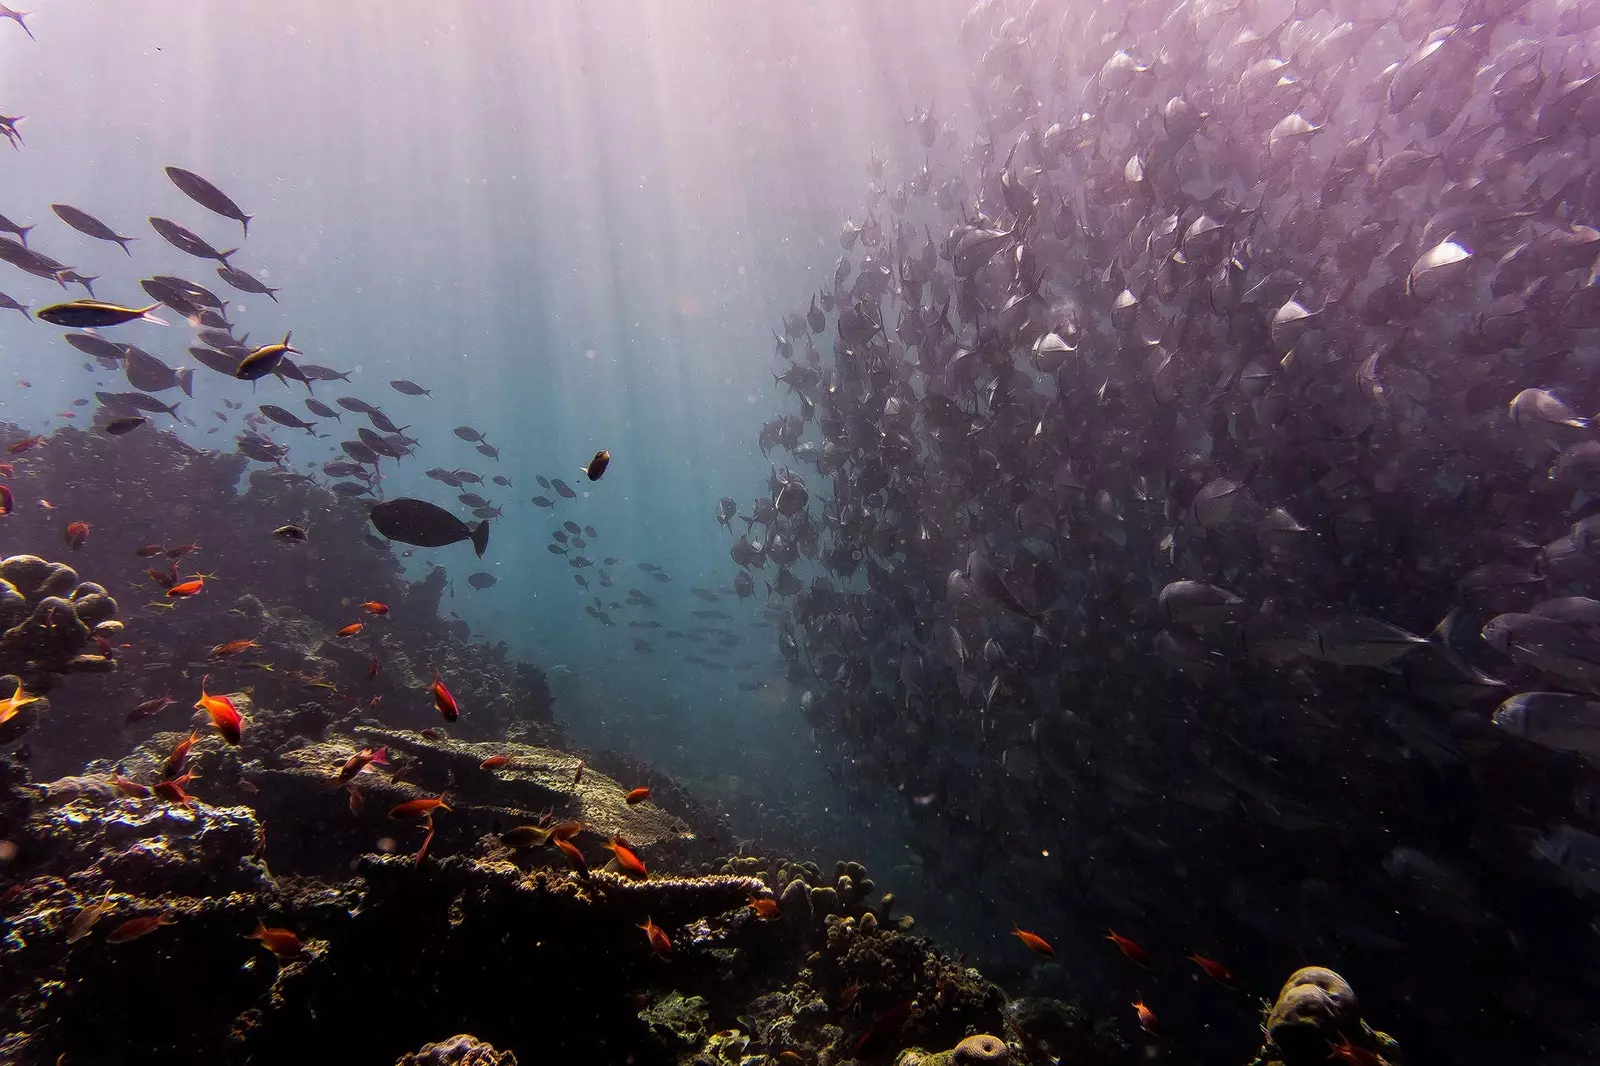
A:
<box><xmin>394</xmin><ymin>1034</ymin><xmax>517</xmax><ymax>1066</ymax></box>
<box><xmin>639</xmin><ymin>991</ymin><xmax>710</xmax><ymax>1050</ymax></box>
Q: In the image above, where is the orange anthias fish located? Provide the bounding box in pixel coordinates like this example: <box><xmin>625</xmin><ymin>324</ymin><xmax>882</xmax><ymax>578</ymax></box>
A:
<box><xmin>210</xmin><ymin>639</ymin><xmax>259</xmax><ymax>658</ymax></box>
<box><xmin>1187</xmin><ymin>952</ymin><xmax>1238</xmax><ymax>988</ymax></box>
<box><xmin>106</xmin><ymin>913</ymin><xmax>176</xmax><ymax>944</ymax></box>
<box><xmin>153</xmin><ymin>772</ymin><xmax>199</xmax><ymax>809</ymax></box>
<box><xmin>110</xmin><ymin>774</ymin><xmax>151</xmax><ymax>799</ymax></box>
<box><xmin>639</xmin><ymin>916</ymin><xmax>671</xmax><ymax>953</ymax></box>
<box><xmin>748</xmin><ymin>896</ymin><xmax>780</xmax><ymax>919</ymax></box>
<box><xmin>7</xmin><ymin>436</ymin><xmax>44</xmax><ymax>454</ymax></box>
<box><xmin>1132</xmin><ymin>1000</ymin><xmax>1161</xmax><ymax>1038</ymax></box>
<box><xmin>625</xmin><ymin>787</ymin><xmax>651</xmax><ymax>805</ymax></box>
<box><xmin>431</xmin><ymin>671</ymin><xmax>459</xmax><ymax>721</ymax></box>
<box><xmin>0</xmin><ymin>683</ymin><xmax>40</xmax><ymax>727</ymax></box>
<box><xmin>1330</xmin><ymin>1036</ymin><xmax>1384</xmax><ymax>1065</ymax></box>
<box><xmin>63</xmin><ymin>520</ymin><xmax>89</xmax><ymax>549</ymax></box>
<box><xmin>389</xmin><ymin>793</ymin><xmax>450</xmax><ymax>820</ymax></box>
<box><xmin>366</xmin><ymin>656</ymin><xmax>379</xmax><ymax>680</ymax></box>
<box><xmin>479</xmin><ymin>754</ymin><xmax>514</xmax><ymax>770</ymax></box>
<box><xmin>1106</xmin><ymin>929</ymin><xmax>1153</xmax><ymax>968</ymax></box>
<box><xmin>1011</xmin><ymin>925</ymin><xmax>1054</xmax><ymax>956</ymax></box>
<box><xmin>552</xmin><ymin>835</ymin><xmax>587</xmax><ymax>870</ymax></box>
<box><xmin>195</xmin><ymin>675</ymin><xmax>243</xmax><ymax>745</ymax></box>
<box><xmin>573</xmin><ymin>759</ymin><xmax>584</xmax><ymax>784</ymax></box>
<box><xmin>166</xmin><ymin>577</ymin><xmax>204</xmax><ymax>598</ymax></box>
<box><xmin>161</xmin><ymin>731</ymin><xmax>198</xmax><ymax>779</ymax></box>
<box><xmin>359</xmin><ymin>601</ymin><xmax>389</xmax><ymax>615</ymax></box>
<box><xmin>0</xmin><ymin>484</ymin><xmax>12</xmax><ymax>517</ymax></box>
<box><xmin>336</xmin><ymin>746</ymin><xmax>388</xmax><ymax>785</ymax></box>
<box><xmin>248</xmin><ymin>919</ymin><xmax>304</xmax><ymax>959</ymax></box>
<box><xmin>602</xmin><ymin>835</ymin><xmax>647</xmax><ymax>877</ymax></box>
<box><xmin>335</xmin><ymin>622</ymin><xmax>363</xmax><ymax>637</ymax></box>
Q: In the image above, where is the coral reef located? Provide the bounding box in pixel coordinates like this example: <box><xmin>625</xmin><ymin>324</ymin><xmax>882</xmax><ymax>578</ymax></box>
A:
<box><xmin>1248</xmin><ymin>967</ymin><xmax>1403</xmax><ymax>1066</ymax></box>
<box><xmin>0</xmin><ymin>553</ymin><xmax>119</xmax><ymax>744</ymax></box>
<box><xmin>394</xmin><ymin>1034</ymin><xmax>517</xmax><ymax>1066</ymax></box>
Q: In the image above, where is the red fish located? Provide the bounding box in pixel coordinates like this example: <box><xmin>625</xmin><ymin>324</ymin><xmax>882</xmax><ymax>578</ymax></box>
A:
<box><xmin>166</xmin><ymin>543</ymin><xmax>199</xmax><ymax>558</ymax></box>
<box><xmin>1132</xmin><ymin>1000</ymin><xmax>1161</xmax><ymax>1038</ymax></box>
<box><xmin>134</xmin><ymin>544</ymin><xmax>166</xmax><ymax>557</ymax></box>
<box><xmin>1330</xmin><ymin>1037</ymin><xmax>1383</xmax><ymax>1065</ymax></box>
<box><xmin>111</xmin><ymin>774</ymin><xmax>151</xmax><ymax>798</ymax></box>
<box><xmin>336</xmin><ymin>746</ymin><xmax>387</xmax><ymax>785</ymax></box>
<box><xmin>195</xmin><ymin>675</ymin><xmax>243</xmax><ymax>745</ymax></box>
<box><xmin>0</xmin><ymin>484</ymin><xmax>11</xmax><ymax>517</ymax></box>
<box><xmin>549</xmin><ymin>820</ymin><xmax>583</xmax><ymax>841</ymax></box>
<box><xmin>161</xmin><ymin>731</ymin><xmax>198</xmax><ymax>779</ymax></box>
<box><xmin>152</xmin><ymin>772</ymin><xmax>198</xmax><ymax>809</ymax></box>
<box><xmin>625</xmin><ymin>787</ymin><xmax>651</xmax><ymax>805</ymax></box>
<box><xmin>166</xmin><ymin>577</ymin><xmax>204</xmax><ymax>598</ymax></box>
<box><xmin>210</xmin><ymin>639</ymin><xmax>259</xmax><ymax>658</ymax></box>
<box><xmin>248</xmin><ymin>919</ymin><xmax>303</xmax><ymax>959</ymax></box>
<box><xmin>63</xmin><ymin>520</ymin><xmax>89</xmax><ymax>550</ymax></box>
<box><xmin>335</xmin><ymin>622</ymin><xmax>363</xmax><ymax>637</ymax></box>
<box><xmin>347</xmin><ymin>785</ymin><xmax>365</xmax><ymax>814</ymax></box>
<box><xmin>602</xmin><ymin>835</ymin><xmax>647</xmax><ymax>877</ymax></box>
<box><xmin>431</xmin><ymin>671</ymin><xmax>458</xmax><ymax>721</ymax></box>
<box><xmin>639</xmin><ymin>916</ymin><xmax>671</xmax><ymax>953</ymax></box>
<box><xmin>1106</xmin><ymin>929</ymin><xmax>1152</xmax><ymax>968</ymax></box>
<box><xmin>479</xmin><ymin>754</ymin><xmax>513</xmax><ymax>770</ymax></box>
<box><xmin>415</xmin><ymin>822</ymin><xmax>436</xmax><ymax>865</ymax></box>
<box><xmin>553</xmin><ymin>835</ymin><xmax>587</xmax><ymax>870</ymax></box>
<box><xmin>1012</xmin><ymin>925</ymin><xmax>1054</xmax><ymax>956</ymax></box>
<box><xmin>359</xmin><ymin>601</ymin><xmax>389</xmax><ymax>615</ymax></box>
<box><xmin>748</xmin><ymin>896</ymin><xmax>779</xmax><ymax>919</ymax></box>
<box><xmin>7</xmin><ymin>436</ymin><xmax>44</xmax><ymax>454</ymax></box>
<box><xmin>573</xmin><ymin>759</ymin><xmax>584</xmax><ymax>784</ymax></box>
<box><xmin>366</xmin><ymin>656</ymin><xmax>379</xmax><ymax>680</ymax></box>
<box><xmin>389</xmin><ymin>793</ymin><xmax>450</xmax><ymax>820</ymax></box>
<box><xmin>419</xmin><ymin>728</ymin><xmax>441</xmax><ymax>740</ymax></box>
<box><xmin>106</xmin><ymin>913</ymin><xmax>175</xmax><ymax>943</ymax></box>
<box><xmin>0</xmin><ymin>463</ymin><xmax>12</xmax><ymax>477</ymax></box>
<box><xmin>1186</xmin><ymin>952</ymin><xmax>1238</xmax><ymax>988</ymax></box>
<box><xmin>126</xmin><ymin>694</ymin><xmax>175</xmax><ymax>724</ymax></box>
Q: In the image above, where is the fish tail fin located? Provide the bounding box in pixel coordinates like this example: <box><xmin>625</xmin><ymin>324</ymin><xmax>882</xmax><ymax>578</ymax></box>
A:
<box><xmin>242</xmin><ymin>215</ymin><xmax>253</xmax><ymax>240</ymax></box>
<box><xmin>117</xmin><ymin>236</ymin><xmax>136</xmax><ymax>256</ymax></box>
<box><xmin>14</xmin><ymin>223</ymin><xmax>31</xmax><ymax>246</ymax></box>
<box><xmin>165</xmin><ymin>402</ymin><xmax>182</xmax><ymax>420</ymax></box>
<box><xmin>470</xmin><ymin>520</ymin><xmax>490</xmax><ymax>558</ymax></box>
<box><xmin>218</xmin><ymin>247</ymin><xmax>238</xmax><ymax>265</ymax></box>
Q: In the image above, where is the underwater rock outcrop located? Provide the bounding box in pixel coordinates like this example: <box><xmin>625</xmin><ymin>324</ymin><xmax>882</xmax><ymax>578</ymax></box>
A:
<box><xmin>394</xmin><ymin>1034</ymin><xmax>518</xmax><ymax>1066</ymax></box>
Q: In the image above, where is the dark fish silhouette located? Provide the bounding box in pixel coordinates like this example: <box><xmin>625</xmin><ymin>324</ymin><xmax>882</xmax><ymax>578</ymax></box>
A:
<box><xmin>164</xmin><ymin>166</ymin><xmax>253</xmax><ymax>238</ymax></box>
<box><xmin>369</xmin><ymin>498</ymin><xmax>489</xmax><ymax>557</ymax></box>
<box><xmin>148</xmin><ymin>216</ymin><xmax>235</xmax><ymax>265</ymax></box>
<box><xmin>52</xmin><ymin>204</ymin><xmax>135</xmax><ymax>255</ymax></box>
<box><xmin>390</xmin><ymin>379</ymin><xmax>431</xmax><ymax>396</ymax></box>
<box><xmin>216</xmin><ymin>264</ymin><xmax>279</xmax><ymax>302</ymax></box>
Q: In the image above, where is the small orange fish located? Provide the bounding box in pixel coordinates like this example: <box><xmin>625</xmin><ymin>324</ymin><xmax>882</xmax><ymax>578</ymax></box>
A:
<box><xmin>553</xmin><ymin>835</ymin><xmax>587</xmax><ymax>870</ymax></box>
<box><xmin>7</xmin><ymin>436</ymin><xmax>44</xmax><ymax>454</ymax></box>
<box><xmin>161</xmin><ymin>731</ymin><xmax>198</xmax><ymax>778</ymax></box>
<box><xmin>389</xmin><ymin>793</ymin><xmax>450</xmax><ymax>820</ymax></box>
<box><xmin>166</xmin><ymin>543</ymin><xmax>199</xmax><ymax>558</ymax></box>
<box><xmin>1186</xmin><ymin>952</ymin><xmax>1237</xmax><ymax>988</ymax></box>
<box><xmin>415</xmin><ymin>822</ymin><xmax>436</xmax><ymax>865</ymax></box>
<box><xmin>153</xmin><ymin>771</ymin><xmax>198</xmax><ymax>809</ymax></box>
<box><xmin>366</xmin><ymin>656</ymin><xmax>379</xmax><ymax>680</ymax></box>
<box><xmin>166</xmin><ymin>577</ymin><xmax>204</xmax><ymax>598</ymax></box>
<box><xmin>0</xmin><ymin>683</ymin><xmax>40</xmax><ymax>727</ymax></box>
<box><xmin>1106</xmin><ymin>929</ymin><xmax>1152</xmax><ymax>968</ymax></box>
<box><xmin>479</xmin><ymin>754</ymin><xmax>514</xmax><ymax>770</ymax></box>
<box><xmin>335</xmin><ymin>622</ymin><xmax>363</xmax><ymax>637</ymax></box>
<box><xmin>431</xmin><ymin>671</ymin><xmax>458</xmax><ymax>721</ymax></box>
<box><xmin>134</xmin><ymin>544</ymin><xmax>166</xmax><ymax>557</ymax></box>
<box><xmin>106</xmin><ymin>913</ymin><xmax>176</xmax><ymax>943</ymax></box>
<box><xmin>63</xmin><ymin>520</ymin><xmax>89</xmax><ymax>550</ymax></box>
<box><xmin>639</xmin><ymin>915</ymin><xmax>671</xmax><ymax>953</ymax></box>
<box><xmin>419</xmin><ymin>728</ymin><xmax>442</xmax><ymax>740</ymax></box>
<box><xmin>573</xmin><ymin>759</ymin><xmax>584</xmax><ymax>784</ymax></box>
<box><xmin>35</xmin><ymin>498</ymin><xmax>54</xmax><ymax>511</ymax></box>
<box><xmin>1012</xmin><ymin>925</ymin><xmax>1054</xmax><ymax>956</ymax></box>
<box><xmin>195</xmin><ymin>675</ymin><xmax>243</xmax><ymax>745</ymax></box>
<box><xmin>359</xmin><ymin>601</ymin><xmax>389</xmax><ymax>615</ymax></box>
<box><xmin>602</xmin><ymin>835</ymin><xmax>647</xmax><ymax>877</ymax></box>
<box><xmin>748</xmin><ymin>896</ymin><xmax>779</xmax><ymax>919</ymax></box>
<box><xmin>0</xmin><ymin>484</ymin><xmax>11</xmax><ymax>517</ymax></box>
<box><xmin>248</xmin><ymin>919</ymin><xmax>304</xmax><ymax>959</ymax></box>
<box><xmin>549</xmin><ymin>820</ymin><xmax>583</xmax><ymax>841</ymax></box>
<box><xmin>210</xmin><ymin>639</ymin><xmax>259</xmax><ymax>658</ymax></box>
<box><xmin>625</xmin><ymin>787</ymin><xmax>651</xmax><ymax>805</ymax></box>
<box><xmin>110</xmin><ymin>774</ymin><xmax>151</xmax><ymax>798</ymax></box>
<box><xmin>336</xmin><ymin>746</ymin><xmax>388</xmax><ymax>785</ymax></box>
<box><xmin>347</xmin><ymin>785</ymin><xmax>365</xmax><ymax>814</ymax></box>
<box><xmin>1329</xmin><ymin>1036</ymin><xmax>1383</xmax><ymax>1065</ymax></box>
<box><xmin>1132</xmin><ymin>1000</ymin><xmax>1161</xmax><ymax>1038</ymax></box>
<box><xmin>0</xmin><ymin>462</ymin><xmax>13</xmax><ymax>476</ymax></box>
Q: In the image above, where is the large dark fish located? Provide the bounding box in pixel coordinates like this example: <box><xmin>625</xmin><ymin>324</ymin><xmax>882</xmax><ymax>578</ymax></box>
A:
<box><xmin>389</xmin><ymin>379</ymin><xmax>431</xmax><ymax>397</ymax></box>
<box><xmin>164</xmin><ymin>166</ymin><xmax>253</xmax><ymax>238</ymax></box>
<box><xmin>51</xmin><ymin>204</ymin><xmax>135</xmax><ymax>255</ymax></box>
<box><xmin>148</xmin><ymin>216</ymin><xmax>236</xmax><ymax>265</ymax></box>
<box><xmin>369</xmin><ymin>498</ymin><xmax>489</xmax><ymax>557</ymax></box>
<box><xmin>216</xmin><ymin>264</ymin><xmax>279</xmax><ymax>302</ymax></box>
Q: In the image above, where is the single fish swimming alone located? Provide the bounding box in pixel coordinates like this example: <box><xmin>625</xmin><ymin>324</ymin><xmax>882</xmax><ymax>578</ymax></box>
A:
<box><xmin>369</xmin><ymin>498</ymin><xmax>489</xmax><ymax>557</ymax></box>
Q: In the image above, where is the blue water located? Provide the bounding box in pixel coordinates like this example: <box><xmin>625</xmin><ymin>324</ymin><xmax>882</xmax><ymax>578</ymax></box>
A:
<box><xmin>0</xmin><ymin>0</ymin><xmax>969</xmax><ymax>920</ymax></box>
